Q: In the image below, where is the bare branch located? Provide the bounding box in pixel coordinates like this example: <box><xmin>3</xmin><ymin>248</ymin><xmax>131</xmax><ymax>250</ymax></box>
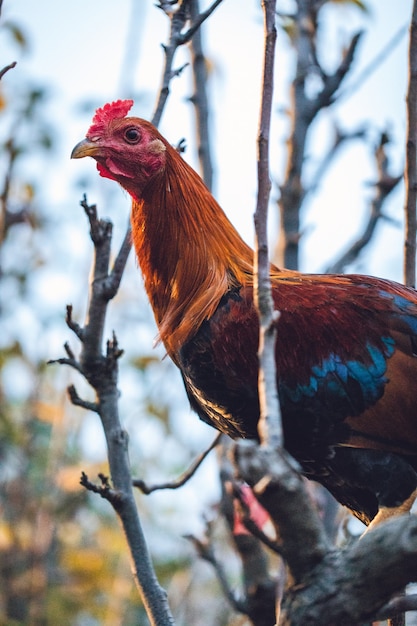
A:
<box><xmin>152</xmin><ymin>0</ymin><xmax>223</xmax><ymax>127</ymax></box>
<box><xmin>63</xmin><ymin>341</ymin><xmax>76</xmax><ymax>360</ymax></box>
<box><xmin>179</xmin><ymin>0</ymin><xmax>224</xmax><ymax>45</ymax></box>
<box><xmin>317</xmin><ymin>31</ymin><xmax>363</xmax><ymax>111</ymax></box>
<box><xmin>47</xmin><ymin>341</ymin><xmax>82</xmax><ymax>371</ymax></box>
<box><xmin>276</xmin><ymin>7</ymin><xmax>363</xmax><ymax>270</ymax></box>
<box><xmin>235</xmin><ymin>441</ymin><xmax>329</xmax><ymax>583</ymax></box>
<box><xmin>236</xmin><ymin>441</ymin><xmax>417</xmax><ymax>625</ymax></box>
<box><xmin>189</xmin><ymin>0</ymin><xmax>214</xmax><ymax>189</ymax></box>
<box><xmin>308</xmin><ymin>124</ymin><xmax>367</xmax><ymax>196</ymax></box>
<box><xmin>325</xmin><ymin>131</ymin><xmax>402</xmax><ymax>274</ymax></box>
<box><xmin>133</xmin><ymin>433</ymin><xmax>221</xmax><ymax>494</ymax></box>
<box><xmin>80</xmin><ymin>472</ymin><xmax>121</xmax><ymax>505</ymax></box>
<box><xmin>186</xmin><ymin>531</ymin><xmax>248</xmax><ymax>613</ymax></box>
<box><xmin>67</xmin><ymin>385</ymin><xmax>99</xmax><ymax>413</ymax></box>
<box><xmin>80</xmin><ymin>194</ymin><xmax>112</xmax><ymax>247</ymax></box>
<box><xmin>218</xmin><ymin>440</ymin><xmax>279</xmax><ymax>625</ymax></box>
<box><xmin>47</xmin><ymin>355</ymin><xmax>83</xmax><ymax>375</ymax></box>
<box><xmin>0</xmin><ymin>61</ymin><xmax>17</xmax><ymax>80</ymax></box>
<box><xmin>53</xmin><ymin>199</ymin><xmax>175</xmax><ymax>625</ymax></box>
<box><xmin>335</xmin><ymin>23</ymin><xmax>408</xmax><ymax>105</ymax></box>
<box><xmin>253</xmin><ymin>0</ymin><xmax>281</xmax><ymax>448</ymax></box>
<box><xmin>152</xmin><ymin>1</ymin><xmax>191</xmax><ymax>127</ymax></box>
<box><xmin>404</xmin><ymin>1</ymin><xmax>417</xmax><ymax>287</ymax></box>
<box><xmin>65</xmin><ymin>305</ymin><xmax>84</xmax><ymax>341</ymax></box>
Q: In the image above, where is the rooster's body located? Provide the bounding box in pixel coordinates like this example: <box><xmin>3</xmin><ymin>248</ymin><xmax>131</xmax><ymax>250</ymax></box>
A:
<box><xmin>72</xmin><ymin>100</ymin><xmax>417</xmax><ymax>527</ymax></box>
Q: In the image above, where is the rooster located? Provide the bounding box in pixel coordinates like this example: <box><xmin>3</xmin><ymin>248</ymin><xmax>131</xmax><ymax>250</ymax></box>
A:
<box><xmin>72</xmin><ymin>100</ymin><xmax>417</xmax><ymax>528</ymax></box>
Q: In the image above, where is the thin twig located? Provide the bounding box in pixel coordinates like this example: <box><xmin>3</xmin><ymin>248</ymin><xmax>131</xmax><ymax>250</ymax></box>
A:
<box><xmin>153</xmin><ymin>1</ymin><xmax>193</xmax><ymax>127</ymax></box>
<box><xmin>179</xmin><ymin>0</ymin><xmax>224</xmax><ymax>45</ymax></box>
<box><xmin>185</xmin><ymin>532</ymin><xmax>248</xmax><ymax>613</ymax></box>
<box><xmin>47</xmin><ymin>356</ymin><xmax>83</xmax><ymax>375</ymax></box>
<box><xmin>0</xmin><ymin>61</ymin><xmax>17</xmax><ymax>80</ymax></box>
<box><xmin>253</xmin><ymin>0</ymin><xmax>281</xmax><ymax>448</ymax></box>
<box><xmin>152</xmin><ymin>0</ymin><xmax>223</xmax><ymax>127</ymax></box>
<box><xmin>65</xmin><ymin>305</ymin><xmax>84</xmax><ymax>341</ymax></box>
<box><xmin>276</xmin><ymin>5</ymin><xmax>362</xmax><ymax>270</ymax></box>
<box><xmin>133</xmin><ymin>433</ymin><xmax>221</xmax><ymax>494</ymax></box>
<box><xmin>189</xmin><ymin>0</ymin><xmax>214</xmax><ymax>190</ymax></box>
<box><xmin>218</xmin><ymin>441</ymin><xmax>279</xmax><ymax>623</ymax></box>
<box><xmin>404</xmin><ymin>2</ymin><xmax>417</xmax><ymax>287</ymax></box>
<box><xmin>335</xmin><ymin>23</ymin><xmax>408</xmax><ymax>105</ymax></box>
<box><xmin>317</xmin><ymin>32</ymin><xmax>363</xmax><ymax>111</ymax></box>
<box><xmin>308</xmin><ymin>124</ymin><xmax>367</xmax><ymax>196</ymax></box>
<box><xmin>67</xmin><ymin>385</ymin><xmax>99</xmax><ymax>413</ymax></box>
<box><xmin>325</xmin><ymin>131</ymin><xmax>402</xmax><ymax>274</ymax></box>
<box><xmin>80</xmin><ymin>472</ymin><xmax>121</xmax><ymax>505</ymax></box>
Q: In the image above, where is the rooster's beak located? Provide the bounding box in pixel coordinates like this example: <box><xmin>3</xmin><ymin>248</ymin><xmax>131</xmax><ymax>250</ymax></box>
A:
<box><xmin>71</xmin><ymin>138</ymin><xmax>100</xmax><ymax>159</ymax></box>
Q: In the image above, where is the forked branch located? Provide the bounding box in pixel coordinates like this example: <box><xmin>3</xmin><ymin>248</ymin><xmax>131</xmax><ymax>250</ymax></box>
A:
<box><xmin>52</xmin><ymin>197</ymin><xmax>174</xmax><ymax>626</ymax></box>
<box><xmin>133</xmin><ymin>433</ymin><xmax>221</xmax><ymax>494</ymax></box>
<box><xmin>153</xmin><ymin>0</ymin><xmax>224</xmax><ymax>127</ymax></box>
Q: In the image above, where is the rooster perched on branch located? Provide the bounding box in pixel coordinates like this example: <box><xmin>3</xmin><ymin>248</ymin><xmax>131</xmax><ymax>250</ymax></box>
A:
<box><xmin>72</xmin><ymin>100</ymin><xmax>417</xmax><ymax>529</ymax></box>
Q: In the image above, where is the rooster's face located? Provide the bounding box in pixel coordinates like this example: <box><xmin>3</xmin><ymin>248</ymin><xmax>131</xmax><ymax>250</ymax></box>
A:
<box><xmin>71</xmin><ymin>100</ymin><xmax>166</xmax><ymax>194</ymax></box>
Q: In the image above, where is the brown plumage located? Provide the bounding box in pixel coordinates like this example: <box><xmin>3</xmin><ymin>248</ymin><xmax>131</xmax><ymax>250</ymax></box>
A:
<box><xmin>72</xmin><ymin>100</ymin><xmax>417</xmax><ymax>528</ymax></box>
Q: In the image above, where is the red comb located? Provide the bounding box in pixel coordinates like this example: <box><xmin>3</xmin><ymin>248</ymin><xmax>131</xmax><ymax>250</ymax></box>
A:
<box><xmin>87</xmin><ymin>99</ymin><xmax>134</xmax><ymax>137</ymax></box>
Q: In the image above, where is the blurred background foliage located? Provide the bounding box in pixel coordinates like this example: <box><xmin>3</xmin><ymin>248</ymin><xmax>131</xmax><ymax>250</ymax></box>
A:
<box><xmin>0</xmin><ymin>11</ymin><xmax>214</xmax><ymax>626</ymax></box>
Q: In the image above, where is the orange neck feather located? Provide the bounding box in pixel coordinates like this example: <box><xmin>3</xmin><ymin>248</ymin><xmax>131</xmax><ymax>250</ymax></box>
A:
<box><xmin>130</xmin><ymin>146</ymin><xmax>256</xmax><ymax>355</ymax></box>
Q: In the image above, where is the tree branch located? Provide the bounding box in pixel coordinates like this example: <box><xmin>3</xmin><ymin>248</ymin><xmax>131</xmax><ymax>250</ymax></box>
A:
<box><xmin>276</xmin><ymin>2</ymin><xmax>362</xmax><ymax>270</ymax></box>
<box><xmin>335</xmin><ymin>22</ymin><xmax>408</xmax><ymax>105</ymax></box>
<box><xmin>186</xmin><ymin>529</ymin><xmax>248</xmax><ymax>614</ymax></box>
<box><xmin>253</xmin><ymin>0</ymin><xmax>281</xmax><ymax>448</ymax></box>
<box><xmin>325</xmin><ymin>131</ymin><xmax>402</xmax><ymax>274</ymax></box>
<box><xmin>179</xmin><ymin>0</ymin><xmax>223</xmax><ymax>44</ymax></box>
<box><xmin>53</xmin><ymin>198</ymin><xmax>175</xmax><ymax>626</ymax></box>
<box><xmin>236</xmin><ymin>441</ymin><xmax>417</xmax><ymax>625</ymax></box>
<box><xmin>133</xmin><ymin>433</ymin><xmax>221</xmax><ymax>494</ymax></box>
<box><xmin>235</xmin><ymin>442</ymin><xmax>329</xmax><ymax>584</ymax></box>
<box><xmin>404</xmin><ymin>0</ymin><xmax>417</xmax><ymax>287</ymax></box>
<box><xmin>0</xmin><ymin>61</ymin><xmax>17</xmax><ymax>80</ymax></box>
<box><xmin>189</xmin><ymin>0</ymin><xmax>214</xmax><ymax>190</ymax></box>
<box><xmin>152</xmin><ymin>0</ymin><xmax>223</xmax><ymax>127</ymax></box>
<box><xmin>218</xmin><ymin>440</ymin><xmax>281</xmax><ymax>626</ymax></box>
<box><xmin>80</xmin><ymin>471</ymin><xmax>121</xmax><ymax>504</ymax></box>
<box><xmin>317</xmin><ymin>31</ymin><xmax>363</xmax><ymax>111</ymax></box>
<box><xmin>68</xmin><ymin>384</ymin><xmax>99</xmax><ymax>413</ymax></box>
<box><xmin>308</xmin><ymin>123</ymin><xmax>367</xmax><ymax>196</ymax></box>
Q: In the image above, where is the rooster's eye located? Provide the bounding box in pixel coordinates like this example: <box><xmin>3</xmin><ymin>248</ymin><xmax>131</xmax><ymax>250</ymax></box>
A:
<box><xmin>124</xmin><ymin>127</ymin><xmax>141</xmax><ymax>144</ymax></box>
